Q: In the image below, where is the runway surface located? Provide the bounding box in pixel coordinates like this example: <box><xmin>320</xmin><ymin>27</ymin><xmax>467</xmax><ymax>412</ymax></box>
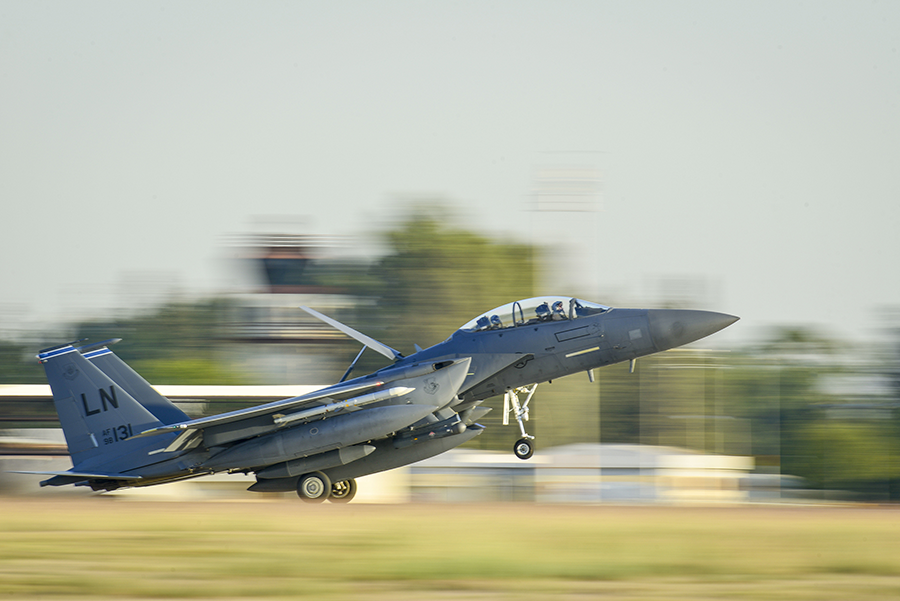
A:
<box><xmin>1</xmin><ymin>498</ymin><xmax>898</xmax><ymax>600</ymax></box>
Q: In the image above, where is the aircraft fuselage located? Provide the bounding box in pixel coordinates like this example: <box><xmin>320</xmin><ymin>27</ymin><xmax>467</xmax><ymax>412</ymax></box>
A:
<box><xmin>384</xmin><ymin>307</ymin><xmax>737</xmax><ymax>403</ymax></box>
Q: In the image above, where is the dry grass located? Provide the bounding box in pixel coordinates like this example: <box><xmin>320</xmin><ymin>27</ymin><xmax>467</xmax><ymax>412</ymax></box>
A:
<box><xmin>1</xmin><ymin>499</ymin><xmax>899</xmax><ymax>599</ymax></box>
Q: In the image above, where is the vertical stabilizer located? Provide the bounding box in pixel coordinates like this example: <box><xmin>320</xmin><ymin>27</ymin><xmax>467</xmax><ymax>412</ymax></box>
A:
<box><xmin>83</xmin><ymin>347</ymin><xmax>189</xmax><ymax>425</ymax></box>
<box><xmin>38</xmin><ymin>346</ymin><xmax>168</xmax><ymax>470</ymax></box>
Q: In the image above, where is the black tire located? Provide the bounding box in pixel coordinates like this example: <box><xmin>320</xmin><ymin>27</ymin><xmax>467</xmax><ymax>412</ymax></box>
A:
<box><xmin>328</xmin><ymin>478</ymin><xmax>358</xmax><ymax>504</ymax></box>
<box><xmin>514</xmin><ymin>438</ymin><xmax>534</xmax><ymax>460</ymax></box>
<box><xmin>297</xmin><ymin>471</ymin><xmax>331</xmax><ymax>503</ymax></box>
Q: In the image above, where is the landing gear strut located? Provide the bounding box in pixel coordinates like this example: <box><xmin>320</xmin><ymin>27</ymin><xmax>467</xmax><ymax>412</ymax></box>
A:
<box><xmin>504</xmin><ymin>384</ymin><xmax>537</xmax><ymax>460</ymax></box>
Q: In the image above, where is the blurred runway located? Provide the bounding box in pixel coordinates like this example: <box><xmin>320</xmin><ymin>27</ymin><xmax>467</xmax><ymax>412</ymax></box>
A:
<box><xmin>1</xmin><ymin>498</ymin><xmax>898</xmax><ymax>600</ymax></box>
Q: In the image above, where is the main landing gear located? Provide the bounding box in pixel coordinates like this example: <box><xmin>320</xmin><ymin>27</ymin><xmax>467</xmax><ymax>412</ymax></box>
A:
<box><xmin>297</xmin><ymin>472</ymin><xmax>330</xmax><ymax>503</ymax></box>
<box><xmin>296</xmin><ymin>472</ymin><xmax>358</xmax><ymax>503</ymax></box>
<box><xmin>328</xmin><ymin>479</ymin><xmax>358</xmax><ymax>503</ymax></box>
<box><xmin>504</xmin><ymin>384</ymin><xmax>537</xmax><ymax>460</ymax></box>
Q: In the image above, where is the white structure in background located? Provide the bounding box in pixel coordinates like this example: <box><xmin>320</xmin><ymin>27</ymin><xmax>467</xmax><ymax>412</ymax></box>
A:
<box><xmin>533</xmin><ymin>444</ymin><xmax>753</xmax><ymax>504</ymax></box>
<box><xmin>223</xmin><ymin>233</ymin><xmax>358</xmax><ymax>383</ymax></box>
<box><xmin>410</xmin><ymin>444</ymin><xmax>753</xmax><ymax>504</ymax></box>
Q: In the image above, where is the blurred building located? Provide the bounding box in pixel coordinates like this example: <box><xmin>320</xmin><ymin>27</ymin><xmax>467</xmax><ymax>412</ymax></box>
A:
<box><xmin>530</xmin><ymin>163</ymin><xmax>603</xmax><ymax>298</ymax></box>
<box><xmin>410</xmin><ymin>444</ymin><xmax>754</xmax><ymax>504</ymax></box>
<box><xmin>222</xmin><ymin>233</ymin><xmax>357</xmax><ymax>384</ymax></box>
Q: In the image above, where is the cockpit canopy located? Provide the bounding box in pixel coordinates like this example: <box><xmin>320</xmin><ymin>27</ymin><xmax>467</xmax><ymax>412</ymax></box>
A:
<box><xmin>458</xmin><ymin>296</ymin><xmax>611</xmax><ymax>332</ymax></box>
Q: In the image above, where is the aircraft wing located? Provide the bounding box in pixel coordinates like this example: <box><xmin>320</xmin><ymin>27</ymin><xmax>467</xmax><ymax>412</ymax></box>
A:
<box><xmin>134</xmin><ymin>378</ymin><xmax>385</xmax><ymax>439</ymax></box>
<box><xmin>460</xmin><ymin>353</ymin><xmax>536</xmax><ymax>400</ymax></box>
<box><xmin>12</xmin><ymin>469</ymin><xmax>143</xmax><ymax>480</ymax></box>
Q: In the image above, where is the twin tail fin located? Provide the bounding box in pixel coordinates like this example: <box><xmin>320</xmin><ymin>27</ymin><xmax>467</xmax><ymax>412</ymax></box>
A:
<box><xmin>37</xmin><ymin>344</ymin><xmax>181</xmax><ymax>471</ymax></box>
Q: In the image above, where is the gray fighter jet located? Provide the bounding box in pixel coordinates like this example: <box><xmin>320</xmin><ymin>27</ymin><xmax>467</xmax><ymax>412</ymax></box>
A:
<box><xmin>28</xmin><ymin>296</ymin><xmax>736</xmax><ymax>502</ymax></box>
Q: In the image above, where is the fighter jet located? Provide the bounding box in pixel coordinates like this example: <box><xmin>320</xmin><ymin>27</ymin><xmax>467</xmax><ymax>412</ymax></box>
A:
<box><xmin>301</xmin><ymin>296</ymin><xmax>739</xmax><ymax>461</ymax></box>
<box><xmin>27</xmin><ymin>296</ymin><xmax>736</xmax><ymax>502</ymax></box>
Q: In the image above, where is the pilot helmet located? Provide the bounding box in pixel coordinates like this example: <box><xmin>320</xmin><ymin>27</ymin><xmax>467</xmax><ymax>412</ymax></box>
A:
<box><xmin>552</xmin><ymin>300</ymin><xmax>564</xmax><ymax>314</ymax></box>
<box><xmin>490</xmin><ymin>314</ymin><xmax>502</xmax><ymax>327</ymax></box>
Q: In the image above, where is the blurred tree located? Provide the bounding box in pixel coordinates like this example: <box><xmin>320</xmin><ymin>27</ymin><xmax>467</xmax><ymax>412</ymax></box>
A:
<box><xmin>74</xmin><ymin>298</ymin><xmax>246</xmax><ymax>384</ymax></box>
<box><xmin>713</xmin><ymin>328</ymin><xmax>836</xmax><ymax>484</ymax></box>
<box><xmin>372</xmin><ymin>206</ymin><xmax>536</xmax><ymax>350</ymax></box>
<box><xmin>593</xmin><ymin>351</ymin><xmax>745</xmax><ymax>454</ymax></box>
<box><xmin>337</xmin><ymin>205</ymin><xmax>536</xmax><ymax>373</ymax></box>
<box><xmin>712</xmin><ymin>326</ymin><xmax>900</xmax><ymax>500</ymax></box>
<box><xmin>793</xmin><ymin>420</ymin><xmax>899</xmax><ymax>498</ymax></box>
<box><xmin>327</xmin><ymin>204</ymin><xmax>537</xmax><ymax>450</ymax></box>
<box><xmin>0</xmin><ymin>339</ymin><xmax>45</xmax><ymax>383</ymax></box>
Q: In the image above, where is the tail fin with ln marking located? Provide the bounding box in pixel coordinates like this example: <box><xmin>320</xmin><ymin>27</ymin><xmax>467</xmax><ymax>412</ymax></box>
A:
<box><xmin>37</xmin><ymin>344</ymin><xmax>175</xmax><ymax>473</ymax></box>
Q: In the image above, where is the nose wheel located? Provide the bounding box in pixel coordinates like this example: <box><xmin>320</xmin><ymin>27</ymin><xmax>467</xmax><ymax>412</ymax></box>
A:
<box><xmin>514</xmin><ymin>437</ymin><xmax>534</xmax><ymax>460</ymax></box>
<box><xmin>504</xmin><ymin>384</ymin><xmax>538</xmax><ymax>460</ymax></box>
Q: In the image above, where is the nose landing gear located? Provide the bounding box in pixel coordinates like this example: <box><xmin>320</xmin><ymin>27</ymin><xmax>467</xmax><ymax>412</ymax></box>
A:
<box><xmin>513</xmin><ymin>437</ymin><xmax>534</xmax><ymax>460</ymax></box>
<box><xmin>504</xmin><ymin>384</ymin><xmax>537</xmax><ymax>460</ymax></box>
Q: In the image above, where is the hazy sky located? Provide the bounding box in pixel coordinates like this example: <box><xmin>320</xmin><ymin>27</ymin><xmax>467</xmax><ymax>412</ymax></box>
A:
<box><xmin>2</xmin><ymin>1</ymin><xmax>899</xmax><ymax>345</ymax></box>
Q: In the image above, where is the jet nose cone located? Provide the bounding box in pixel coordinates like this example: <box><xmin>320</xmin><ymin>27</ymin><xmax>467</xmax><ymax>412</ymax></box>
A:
<box><xmin>648</xmin><ymin>310</ymin><xmax>739</xmax><ymax>352</ymax></box>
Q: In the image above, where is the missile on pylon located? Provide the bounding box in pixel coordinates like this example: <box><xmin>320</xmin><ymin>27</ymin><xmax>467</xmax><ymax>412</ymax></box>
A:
<box><xmin>272</xmin><ymin>386</ymin><xmax>415</xmax><ymax>426</ymax></box>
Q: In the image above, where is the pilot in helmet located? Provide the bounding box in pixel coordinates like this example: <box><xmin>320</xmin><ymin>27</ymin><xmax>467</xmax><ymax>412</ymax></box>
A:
<box><xmin>551</xmin><ymin>300</ymin><xmax>566</xmax><ymax>319</ymax></box>
<box><xmin>490</xmin><ymin>314</ymin><xmax>502</xmax><ymax>328</ymax></box>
